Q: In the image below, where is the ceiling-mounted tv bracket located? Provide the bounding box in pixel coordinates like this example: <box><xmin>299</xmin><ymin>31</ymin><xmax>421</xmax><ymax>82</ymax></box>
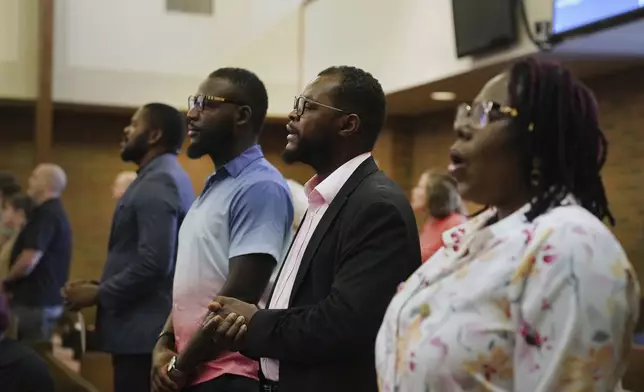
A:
<box><xmin>518</xmin><ymin>0</ymin><xmax>553</xmax><ymax>51</ymax></box>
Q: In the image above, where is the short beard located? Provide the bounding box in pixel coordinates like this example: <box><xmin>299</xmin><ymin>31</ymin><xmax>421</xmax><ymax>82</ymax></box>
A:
<box><xmin>120</xmin><ymin>133</ymin><xmax>148</xmax><ymax>164</ymax></box>
<box><xmin>187</xmin><ymin>120</ymin><xmax>235</xmax><ymax>161</ymax></box>
<box><xmin>281</xmin><ymin>147</ymin><xmax>300</xmax><ymax>165</ymax></box>
<box><xmin>281</xmin><ymin>137</ymin><xmax>328</xmax><ymax>168</ymax></box>
<box><xmin>186</xmin><ymin>142</ymin><xmax>208</xmax><ymax>160</ymax></box>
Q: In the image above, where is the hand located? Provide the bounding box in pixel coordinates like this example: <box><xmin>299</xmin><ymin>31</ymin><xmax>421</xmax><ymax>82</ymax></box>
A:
<box><xmin>205</xmin><ymin>296</ymin><xmax>258</xmax><ymax>350</ymax></box>
<box><xmin>61</xmin><ymin>279</ymin><xmax>91</xmax><ymax>302</ymax></box>
<box><xmin>62</xmin><ymin>282</ymin><xmax>99</xmax><ymax>311</ymax></box>
<box><xmin>151</xmin><ymin>349</ymin><xmax>183</xmax><ymax>392</ymax></box>
<box><xmin>202</xmin><ymin>311</ymin><xmax>248</xmax><ymax>352</ymax></box>
<box><xmin>65</xmin><ymin>279</ymin><xmax>92</xmax><ymax>288</ymax></box>
<box><xmin>208</xmin><ymin>296</ymin><xmax>258</xmax><ymax>325</ymax></box>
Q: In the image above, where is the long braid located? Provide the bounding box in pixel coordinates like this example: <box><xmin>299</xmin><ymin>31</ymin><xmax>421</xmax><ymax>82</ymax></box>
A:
<box><xmin>508</xmin><ymin>58</ymin><xmax>614</xmax><ymax>225</ymax></box>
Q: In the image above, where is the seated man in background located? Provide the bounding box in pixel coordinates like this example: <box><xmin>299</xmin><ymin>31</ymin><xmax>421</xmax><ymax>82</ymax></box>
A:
<box><xmin>0</xmin><ymin>290</ymin><xmax>55</xmax><ymax>391</ymax></box>
<box><xmin>2</xmin><ymin>164</ymin><xmax>72</xmax><ymax>343</ymax></box>
<box><xmin>111</xmin><ymin>170</ymin><xmax>137</xmax><ymax>200</ymax></box>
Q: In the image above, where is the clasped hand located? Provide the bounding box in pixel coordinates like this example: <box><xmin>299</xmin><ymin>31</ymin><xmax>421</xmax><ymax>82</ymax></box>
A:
<box><xmin>201</xmin><ymin>296</ymin><xmax>258</xmax><ymax>351</ymax></box>
<box><xmin>151</xmin><ymin>297</ymin><xmax>257</xmax><ymax>392</ymax></box>
<box><xmin>61</xmin><ymin>280</ymin><xmax>99</xmax><ymax>311</ymax></box>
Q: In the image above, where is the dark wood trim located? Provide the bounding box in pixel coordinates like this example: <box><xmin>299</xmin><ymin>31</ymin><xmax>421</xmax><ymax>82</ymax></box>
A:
<box><xmin>0</xmin><ymin>99</ymin><xmax>289</xmax><ymax>125</ymax></box>
<box><xmin>34</xmin><ymin>0</ymin><xmax>55</xmax><ymax>165</ymax></box>
<box><xmin>0</xmin><ymin>98</ymin><xmax>36</xmax><ymax>109</ymax></box>
<box><xmin>52</xmin><ymin>102</ymin><xmax>289</xmax><ymax>124</ymax></box>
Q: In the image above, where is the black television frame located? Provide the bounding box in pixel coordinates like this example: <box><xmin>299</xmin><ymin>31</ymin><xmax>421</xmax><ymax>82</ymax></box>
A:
<box><xmin>452</xmin><ymin>0</ymin><xmax>519</xmax><ymax>58</ymax></box>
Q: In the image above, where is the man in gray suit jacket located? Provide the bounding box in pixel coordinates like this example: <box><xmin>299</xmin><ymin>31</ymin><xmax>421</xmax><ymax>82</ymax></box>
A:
<box><xmin>63</xmin><ymin>103</ymin><xmax>195</xmax><ymax>392</ymax></box>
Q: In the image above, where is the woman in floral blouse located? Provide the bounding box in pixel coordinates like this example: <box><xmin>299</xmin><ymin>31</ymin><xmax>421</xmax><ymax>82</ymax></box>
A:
<box><xmin>375</xmin><ymin>58</ymin><xmax>640</xmax><ymax>392</ymax></box>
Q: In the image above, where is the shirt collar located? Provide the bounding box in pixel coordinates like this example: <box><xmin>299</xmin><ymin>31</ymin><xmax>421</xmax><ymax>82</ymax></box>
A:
<box><xmin>221</xmin><ymin>144</ymin><xmax>264</xmax><ymax>178</ymax></box>
<box><xmin>137</xmin><ymin>153</ymin><xmax>177</xmax><ymax>176</ymax></box>
<box><xmin>441</xmin><ymin>193</ymin><xmax>579</xmax><ymax>254</ymax></box>
<box><xmin>304</xmin><ymin>152</ymin><xmax>372</xmax><ymax>208</ymax></box>
<box><xmin>200</xmin><ymin>145</ymin><xmax>264</xmax><ymax>198</ymax></box>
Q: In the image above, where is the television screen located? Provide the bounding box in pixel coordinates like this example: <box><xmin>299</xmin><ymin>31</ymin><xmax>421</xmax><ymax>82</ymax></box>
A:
<box><xmin>452</xmin><ymin>0</ymin><xmax>517</xmax><ymax>58</ymax></box>
<box><xmin>553</xmin><ymin>0</ymin><xmax>644</xmax><ymax>34</ymax></box>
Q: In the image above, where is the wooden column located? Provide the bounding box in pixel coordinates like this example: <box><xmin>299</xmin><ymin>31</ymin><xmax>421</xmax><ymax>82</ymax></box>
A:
<box><xmin>34</xmin><ymin>0</ymin><xmax>54</xmax><ymax>165</ymax></box>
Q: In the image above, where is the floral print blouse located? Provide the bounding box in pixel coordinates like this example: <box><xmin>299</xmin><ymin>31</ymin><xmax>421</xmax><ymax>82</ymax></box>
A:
<box><xmin>376</xmin><ymin>199</ymin><xmax>640</xmax><ymax>392</ymax></box>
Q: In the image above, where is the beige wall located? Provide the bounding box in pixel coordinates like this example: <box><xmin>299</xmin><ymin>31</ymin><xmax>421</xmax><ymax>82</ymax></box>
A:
<box><xmin>302</xmin><ymin>0</ymin><xmax>550</xmax><ymax>93</ymax></box>
<box><xmin>0</xmin><ymin>0</ymin><xmax>38</xmax><ymax>99</ymax></box>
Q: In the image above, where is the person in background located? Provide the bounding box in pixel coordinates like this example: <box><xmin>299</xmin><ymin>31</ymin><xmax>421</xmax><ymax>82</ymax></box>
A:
<box><xmin>62</xmin><ymin>103</ymin><xmax>194</xmax><ymax>392</ymax></box>
<box><xmin>2</xmin><ymin>164</ymin><xmax>71</xmax><ymax>343</ymax></box>
<box><xmin>205</xmin><ymin>66</ymin><xmax>421</xmax><ymax>392</ymax></box>
<box><xmin>0</xmin><ymin>194</ymin><xmax>34</xmax><ymax>278</ymax></box>
<box><xmin>285</xmin><ymin>179</ymin><xmax>307</xmax><ymax>232</ymax></box>
<box><xmin>151</xmin><ymin>68</ymin><xmax>293</xmax><ymax>392</ymax></box>
<box><xmin>0</xmin><ymin>173</ymin><xmax>21</xmax><ymax>243</ymax></box>
<box><xmin>0</xmin><ymin>291</ymin><xmax>55</xmax><ymax>392</ymax></box>
<box><xmin>375</xmin><ymin>58</ymin><xmax>639</xmax><ymax>391</ymax></box>
<box><xmin>410</xmin><ymin>170</ymin><xmax>467</xmax><ymax>262</ymax></box>
<box><xmin>111</xmin><ymin>170</ymin><xmax>137</xmax><ymax>200</ymax></box>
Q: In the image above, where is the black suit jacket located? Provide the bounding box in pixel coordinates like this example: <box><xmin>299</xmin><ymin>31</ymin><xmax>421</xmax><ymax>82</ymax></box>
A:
<box><xmin>242</xmin><ymin>157</ymin><xmax>421</xmax><ymax>392</ymax></box>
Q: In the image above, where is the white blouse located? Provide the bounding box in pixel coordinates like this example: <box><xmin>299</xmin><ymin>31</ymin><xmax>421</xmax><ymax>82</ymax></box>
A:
<box><xmin>375</xmin><ymin>200</ymin><xmax>639</xmax><ymax>392</ymax></box>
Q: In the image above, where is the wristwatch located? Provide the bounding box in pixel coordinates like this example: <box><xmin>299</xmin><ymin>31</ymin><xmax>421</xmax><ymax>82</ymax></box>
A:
<box><xmin>166</xmin><ymin>355</ymin><xmax>184</xmax><ymax>379</ymax></box>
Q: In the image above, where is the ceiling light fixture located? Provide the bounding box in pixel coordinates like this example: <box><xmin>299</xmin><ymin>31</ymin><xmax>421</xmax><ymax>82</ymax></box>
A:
<box><xmin>430</xmin><ymin>91</ymin><xmax>457</xmax><ymax>101</ymax></box>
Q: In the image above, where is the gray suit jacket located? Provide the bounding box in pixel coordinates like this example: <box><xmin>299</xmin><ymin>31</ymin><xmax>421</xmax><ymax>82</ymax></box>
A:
<box><xmin>96</xmin><ymin>154</ymin><xmax>194</xmax><ymax>354</ymax></box>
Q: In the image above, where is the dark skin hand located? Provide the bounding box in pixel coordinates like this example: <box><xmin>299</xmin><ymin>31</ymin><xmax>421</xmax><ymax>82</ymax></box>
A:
<box><xmin>151</xmin><ymin>319</ymin><xmax>181</xmax><ymax>392</ymax></box>
<box><xmin>151</xmin><ymin>347</ymin><xmax>183</xmax><ymax>392</ymax></box>
<box><xmin>61</xmin><ymin>281</ymin><xmax>99</xmax><ymax>311</ymax></box>
<box><xmin>202</xmin><ymin>312</ymin><xmax>248</xmax><ymax>352</ymax></box>
<box><xmin>152</xmin><ymin>253</ymin><xmax>274</xmax><ymax>389</ymax></box>
<box><xmin>206</xmin><ymin>296</ymin><xmax>258</xmax><ymax>350</ymax></box>
<box><xmin>150</xmin><ymin>313</ymin><xmax>248</xmax><ymax>392</ymax></box>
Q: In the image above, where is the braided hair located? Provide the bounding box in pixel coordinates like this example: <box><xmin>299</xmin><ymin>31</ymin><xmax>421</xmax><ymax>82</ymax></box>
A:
<box><xmin>507</xmin><ymin>58</ymin><xmax>614</xmax><ymax>225</ymax></box>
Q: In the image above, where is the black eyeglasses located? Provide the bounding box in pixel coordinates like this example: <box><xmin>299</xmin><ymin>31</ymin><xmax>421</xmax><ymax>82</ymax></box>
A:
<box><xmin>292</xmin><ymin>95</ymin><xmax>347</xmax><ymax>117</ymax></box>
<box><xmin>454</xmin><ymin>101</ymin><xmax>518</xmax><ymax>128</ymax></box>
<box><xmin>188</xmin><ymin>95</ymin><xmax>246</xmax><ymax>112</ymax></box>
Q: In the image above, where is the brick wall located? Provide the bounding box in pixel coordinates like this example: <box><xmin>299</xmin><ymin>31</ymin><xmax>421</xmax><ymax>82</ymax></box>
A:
<box><xmin>409</xmin><ymin>65</ymin><xmax>644</xmax><ymax>277</ymax></box>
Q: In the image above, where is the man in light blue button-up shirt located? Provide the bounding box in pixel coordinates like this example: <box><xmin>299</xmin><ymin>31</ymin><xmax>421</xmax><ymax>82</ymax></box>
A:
<box><xmin>152</xmin><ymin>68</ymin><xmax>293</xmax><ymax>392</ymax></box>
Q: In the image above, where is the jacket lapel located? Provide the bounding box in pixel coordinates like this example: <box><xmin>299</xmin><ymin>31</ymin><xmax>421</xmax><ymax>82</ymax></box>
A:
<box><xmin>288</xmin><ymin>157</ymin><xmax>379</xmax><ymax>304</ymax></box>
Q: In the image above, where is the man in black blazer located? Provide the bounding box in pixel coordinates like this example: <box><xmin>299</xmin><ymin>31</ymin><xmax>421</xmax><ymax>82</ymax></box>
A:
<box><xmin>205</xmin><ymin>66</ymin><xmax>421</xmax><ymax>392</ymax></box>
<box><xmin>63</xmin><ymin>103</ymin><xmax>195</xmax><ymax>392</ymax></box>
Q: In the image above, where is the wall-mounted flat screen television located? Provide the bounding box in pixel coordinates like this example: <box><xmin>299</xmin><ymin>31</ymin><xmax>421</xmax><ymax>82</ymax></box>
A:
<box><xmin>452</xmin><ymin>0</ymin><xmax>517</xmax><ymax>58</ymax></box>
<box><xmin>553</xmin><ymin>0</ymin><xmax>644</xmax><ymax>35</ymax></box>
